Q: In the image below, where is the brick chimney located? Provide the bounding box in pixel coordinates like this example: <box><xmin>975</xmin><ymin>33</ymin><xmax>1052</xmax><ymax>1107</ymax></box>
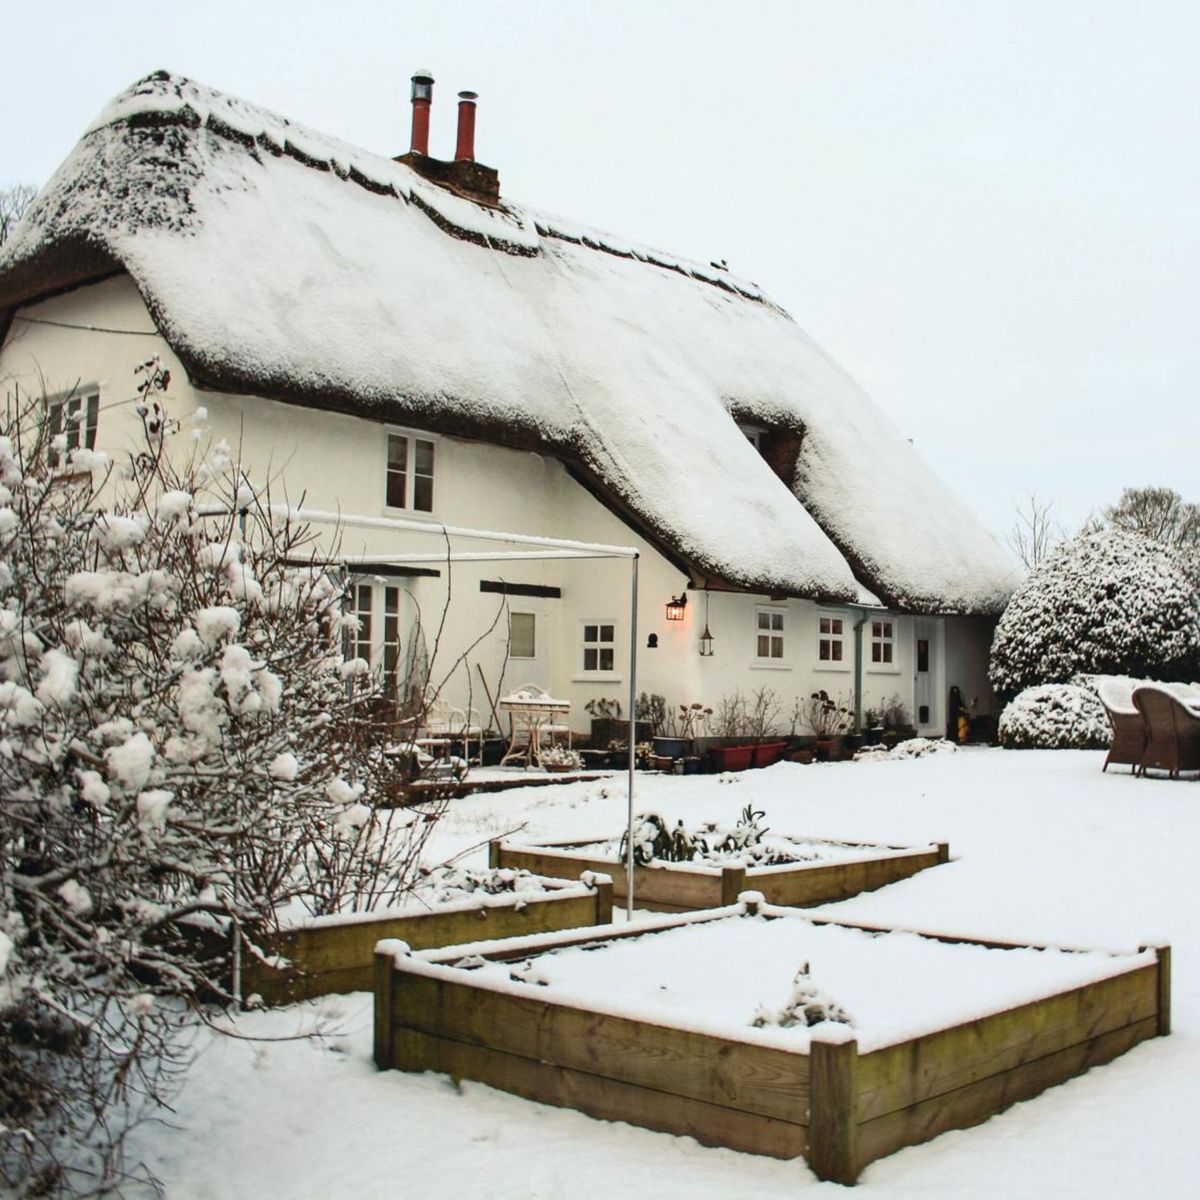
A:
<box><xmin>396</xmin><ymin>72</ymin><xmax>500</xmax><ymax>207</ymax></box>
<box><xmin>455</xmin><ymin>91</ymin><xmax>478</xmax><ymax>162</ymax></box>
<box><xmin>409</xmin><ymin>70</ymin><xmax>434</xmax><ymax>156</ymax></box>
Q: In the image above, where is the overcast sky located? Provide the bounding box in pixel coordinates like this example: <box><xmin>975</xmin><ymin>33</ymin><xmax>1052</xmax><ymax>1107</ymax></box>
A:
<box><xmin>4</xmin><ymin>0</ymin><xmax>1197</xmax><ymax>548</ymax></box>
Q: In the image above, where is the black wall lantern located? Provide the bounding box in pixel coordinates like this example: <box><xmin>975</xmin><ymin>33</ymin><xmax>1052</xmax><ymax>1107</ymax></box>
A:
<box><xmin>699</xmin><ymin>587</ymin><xmax>714</xmax><ymax>656</ymax></box>
<box><xmin>665</xmin><ymin>593</ymin><xmax>688</xmax><ymax>621</ymax></box>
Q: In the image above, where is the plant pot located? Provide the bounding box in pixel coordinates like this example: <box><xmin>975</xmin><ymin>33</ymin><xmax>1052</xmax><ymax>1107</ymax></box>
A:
<box><xmin>651</xmin><ymin>754</ymin><xmax>676</xmax><ymax>772</ymax></box>
<box><xmin>652</xmin><ymin>736</ymin><xmax>692</xmax><ymax>760</ymax></box>
<box><xmin>608</xmin><ymin>749</ymin><xmax>630</xmax><ymax>770</ymax></box>
<box><xmin>709</xmin><ymin>743</ymin><xmax>755</xmax><ymax>772</ymax></box>
<box><xmin>543</xmin><ymin>762</ymin><xmax>574</xmax><ymax>773</ymax></box>
<box><xmin>750</xmin><ymin>741</ymin><xmax>789</xmax><ymax>768</ymax></box>
<box><xmin>590</xmin><ymin>717</ymin><xmax>629</xmax><ymax>748</ymax></box>
<box><xmin>864</xmin><ymin>727</ymin><xmax>884</xmax><ymax>747</ymax></box>
<box><xmin>814</xmin><ymin>738</ymin><xmax>834</xmax><ymax>762</ymax></box>
<box><xmin>681</xmin><ymin>756</ymin><xmax>704</xmax><ymax>775</ymax></box>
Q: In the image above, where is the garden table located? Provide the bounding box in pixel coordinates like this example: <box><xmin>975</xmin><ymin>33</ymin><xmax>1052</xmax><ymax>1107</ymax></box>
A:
<box><xmin>499</xmin><ymin>688</ymin><xmax>571</xmax><ymax>768</ymax></box>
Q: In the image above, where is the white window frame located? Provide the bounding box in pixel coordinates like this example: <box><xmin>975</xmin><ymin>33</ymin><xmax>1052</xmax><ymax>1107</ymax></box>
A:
<box><xmin>47</xmin><ymin>388</ymin><xmax>100</xmax><ymax>469</ymax></box>
<box><xmin>868</xmin><ymin>617</ymin><xmax>899</xmax><ymax>672</ymax></box>
<box><xmin>343</xmin><ymin>580</ymin><xmax>403</xmax><ymax>697</ymax></box>
<box><xmin>754</xmin><ymin>606</ymin><xmax>786</xmax><ymax>662</ymax></box>
<box><xmin>816</xmin><ymin>611</ymin><xmax>849</xmax><ymax>670</ymax></box>
<box><xmin>738</xmin><ymin>421</ymin><xmax>766</xmax><ymax>451</ymax></box>
<box><xmin>579</xmin><ymin>619</ymin><xmax>617</xmax><ymax>675</ymax></box>
<box><xmin>384</xmin><ymin>427</ymin><xmax>438</xmax><ymax>515</ymax></box>
<box><xmin>508</xmin><ymin>611</ymin><xmax>537</xmax><ymax>660</ymax></box>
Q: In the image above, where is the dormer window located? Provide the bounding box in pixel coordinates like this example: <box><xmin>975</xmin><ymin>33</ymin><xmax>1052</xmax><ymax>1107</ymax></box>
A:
<box><xmin>47</xmin><ymin>390</ymin><xmax>99</xmax><ymax>467</ymax></box>
<box><xmin>738</xmin><ymin>421</ymin><xmax>766</xmax><ymax>451</ymax></box>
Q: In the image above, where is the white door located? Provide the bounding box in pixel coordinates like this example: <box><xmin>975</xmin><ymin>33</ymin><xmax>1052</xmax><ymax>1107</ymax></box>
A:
<box><xmin>914</xmin><ymin>618</ymin><xmax>938</xmax><ymax>734</ymax></box>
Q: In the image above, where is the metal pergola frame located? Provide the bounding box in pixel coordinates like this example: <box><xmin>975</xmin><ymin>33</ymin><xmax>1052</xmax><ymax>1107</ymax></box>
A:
<box><xmin>250</xmin><ymin>505</ymin><xmax>644</xmax><ymax>919</ymax></box>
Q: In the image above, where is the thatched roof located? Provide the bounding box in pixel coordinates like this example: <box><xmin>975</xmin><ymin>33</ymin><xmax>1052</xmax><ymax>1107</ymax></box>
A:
<box><xmin>0</xmin><ymin>71</ymin><xmax>1018</xmax><ymax>613</ymax></box>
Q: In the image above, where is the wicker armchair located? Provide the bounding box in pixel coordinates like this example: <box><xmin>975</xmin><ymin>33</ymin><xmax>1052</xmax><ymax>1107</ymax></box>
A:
<box><xmin>1095</xmin><ymin>677</ymin><xmax>1145</xmax><ymax>774</ymax></box>
<box><xmin>1132</xmin><ymin>685</ymin><xmax>1200</xmax><ymax>779</ymax></box>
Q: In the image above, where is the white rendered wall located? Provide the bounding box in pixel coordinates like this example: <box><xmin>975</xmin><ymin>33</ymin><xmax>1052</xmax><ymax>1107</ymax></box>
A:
<box><xmin>1</xmin><ymin>274</ymin><xmax>998</xmax><ymax>737</ymax></box>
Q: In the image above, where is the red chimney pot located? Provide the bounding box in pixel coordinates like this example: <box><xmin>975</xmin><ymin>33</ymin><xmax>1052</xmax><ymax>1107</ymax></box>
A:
<box><xmin>409</xmin><ymin>70</ymin><xmax>434</xmax><ymax>156</ymax></box>
<box><xmin>455</xmin><ymin>90</ymin><xmax>478</xmax><ymax>163</ymax></box>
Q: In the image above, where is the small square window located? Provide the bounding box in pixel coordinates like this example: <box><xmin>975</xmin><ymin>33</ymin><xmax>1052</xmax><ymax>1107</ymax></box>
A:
<box><xmin>755</xmin><ymin>608</ymin><xmax>785</xmax><ymax>659</ymax></box>
<box><xmin>817</xmin><ymin>612</ymin><xmax>846</xmax><ymax>665</ymax></box>
<box><xmin>581</xmin><ymin>621</ymin><xmax>616</xmax><ymax>672</ymax></box>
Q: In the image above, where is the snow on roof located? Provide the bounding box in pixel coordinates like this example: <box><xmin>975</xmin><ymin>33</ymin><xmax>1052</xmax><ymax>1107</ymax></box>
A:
<box><xmin>0</xmin><ymin>72</ymin><xmax>1017</xmax><ymax>613</ymax></box>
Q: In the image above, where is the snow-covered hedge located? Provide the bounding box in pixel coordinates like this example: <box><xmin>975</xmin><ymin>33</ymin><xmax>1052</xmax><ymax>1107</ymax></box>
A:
<box><xmin>990</xmin><ymin>530</ymin><xmax>1200</xmax><ymax>699</ymax></box>
<box><xmin>998</xmin><ymin>684</ymin><xmax>1111</xmax><ymax>750</ymax></box>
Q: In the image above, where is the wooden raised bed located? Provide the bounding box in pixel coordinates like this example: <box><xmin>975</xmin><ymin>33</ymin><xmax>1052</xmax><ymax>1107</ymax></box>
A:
<box><xmin>244</xmin><ymin>876</ymin><xmax>612</xmax><ymax>1005</ymax></box>
<box><xmin>374</xmin><ymin>903</ymin><xmax>1169</xmax><ymax>1184</ymax></box>
<box><xmin>490</xmin><ymin>835</ymin><xmax>948</xmax><ymax>912</ymax></box>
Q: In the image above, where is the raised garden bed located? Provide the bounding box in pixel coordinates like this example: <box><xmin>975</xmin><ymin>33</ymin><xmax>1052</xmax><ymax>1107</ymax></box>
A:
<box><xmin>374</xmin><ymin>901</ymin><xmax>1169</xmax><ymax>1184</ymax></box>
<box><xmin>243</xmin><ymin>873</ymin><xmax>612</xmax><ymax>1005</ymax></box>
<box><xmin>490</xmin><ymin>832</ymin><xmax>948</xmax><ymax>913</ymax></box>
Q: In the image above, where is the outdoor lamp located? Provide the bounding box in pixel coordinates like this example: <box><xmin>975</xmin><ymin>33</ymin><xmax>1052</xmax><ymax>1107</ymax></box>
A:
<box><xmin>665</xmin><ymin>593</ymin><xmax>688</xmax><ymax>621</ymax></box>
<box><xmin>699</xmin><ymin>624</ymin><xmax>715</xmax><ymax>657</ymax></box>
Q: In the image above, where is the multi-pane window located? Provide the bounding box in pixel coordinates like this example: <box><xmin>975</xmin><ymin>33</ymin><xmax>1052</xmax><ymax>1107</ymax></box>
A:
<box><xmin>509</xmin><ymin>612</ymin><xmax>536</xmax><ymax>659</ymax></box>
<box><xmin>344</xmin><ymin>582</ymin><xmax>402</xmax><ymax>696</ymax></box>
<box><xmin>386</xmin><ymin>432</ymin><xmax>435</xmax><ymax>512</ymax></box>
<box><xmin>870</xmin><ymin>619</ymin><xmax>895</xmax><ymax>665</ymax></box>
<box><xmin>582</xmin><ymin>622</ymin><xmax>615</xmax><ymax>672</ymax></box>
<box><xmin>756</xmin><ymin>609</ymin><xmax>784</xmax><ymax>659</ymax></box>
<box><xmin>345</xmin><ymin>583</ymin><xmax>374</xmax><ymax>665</ymax></box>
<box><xmin>818</xmin><ymin>615</ymin><xmax>844</xmax><ymax>662</ymax></box>
<box><xmin>48</xmin><ymin>392</ymin><xmax>99</xmax><ymax>467</ymax></box>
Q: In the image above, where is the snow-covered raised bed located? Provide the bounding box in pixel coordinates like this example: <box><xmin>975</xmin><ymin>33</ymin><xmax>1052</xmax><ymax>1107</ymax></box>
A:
<box><xmin>243</xmin><ymin>869</ymin><xmax>612</xmax><ymax>1005</ymax></box>
<box><xmin>490</xmin><ymin>821</ymin><xmax>948</xmax><ymax>912</ymax></box>
<box><xmin>374</xmin><ymin>901</ymin><xmax>1169</xmax><ymax>1184</ymax></box>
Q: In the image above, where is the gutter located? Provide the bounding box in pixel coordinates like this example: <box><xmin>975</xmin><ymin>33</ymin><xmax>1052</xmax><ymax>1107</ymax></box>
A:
<box><xmin>851</xmin><ymin>607</ymin><xmax>869</xmax><ymax>730</ymax></box>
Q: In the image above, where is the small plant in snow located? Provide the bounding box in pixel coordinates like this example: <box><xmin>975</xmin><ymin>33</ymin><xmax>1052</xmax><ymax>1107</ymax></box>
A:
<box><xmin>751</xmin><ymin>962</ymin><xmax>853</xmax><ymax>1029</ymax></box>
<box><xmin>619</xmin><ymin>812</ymin><xmax>696</xmax><ymax>865</ymax></box>
<box><xmin>803</xmin><ymin>690</ymin><xmax>854</xmax><ymax>738</ymax></box>
<box><xmin>539</xmin><ymin>745</ymin><xmax>582</xmax><ymax>769</ymax></box>
<box><xmin>712</xmin><ymin>805</ymin><xmax>769</xmax><ymax>855</ymax></box>
<box><xmin>998</xmin><ymin>684</ymin><xmax>1111</xmax><ymax>750</ymax></box>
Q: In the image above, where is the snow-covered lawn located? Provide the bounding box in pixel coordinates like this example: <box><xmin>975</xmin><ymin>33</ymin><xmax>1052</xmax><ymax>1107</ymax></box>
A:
<box><xmin>132</xmin><ymin>749</ymin><xmax>1200</xmax><ymax>1197</ymax></box>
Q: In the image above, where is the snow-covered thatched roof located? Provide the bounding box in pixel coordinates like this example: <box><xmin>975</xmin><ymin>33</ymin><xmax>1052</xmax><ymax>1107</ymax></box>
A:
<box><xmin>0</xmin><ymin>72</ymin><xmax>1018</xmax><ymax>613</ymax></box>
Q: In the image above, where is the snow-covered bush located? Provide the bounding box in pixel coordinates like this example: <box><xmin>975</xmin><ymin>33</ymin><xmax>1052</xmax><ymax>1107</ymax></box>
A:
<box><xmin>990</xmin><ymin>529</ymin><xmax>1200</xmax><ymax>700</ymax></box>
<box><xmin>0</xmin><ymin>365</ymin><xmax>442</xmax><ymax>1195</ymax></box>
<box><xmin>998</xmin><ymin>684</ymin><xmax>1111</xmax><ymax>750</ymax></box>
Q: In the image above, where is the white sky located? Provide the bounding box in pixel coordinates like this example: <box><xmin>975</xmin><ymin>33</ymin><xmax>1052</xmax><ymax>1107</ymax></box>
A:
<box><xmin>4</xmin><ymin>0</ymin><xmax>1197</xmax><ymax>547</ymax></box>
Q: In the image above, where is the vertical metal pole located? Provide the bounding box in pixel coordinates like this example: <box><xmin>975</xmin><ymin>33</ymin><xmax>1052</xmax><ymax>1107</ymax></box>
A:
<box><xmin>626</xmin><ymin>554</ymin><xmax>639</xmax><ymax>919</ymax></box>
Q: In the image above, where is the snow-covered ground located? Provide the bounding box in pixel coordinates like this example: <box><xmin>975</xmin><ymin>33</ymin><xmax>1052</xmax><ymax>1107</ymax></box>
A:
<box><xmin>131</xmin><ymin>749</ymin><xmax>1200</xmax><ymax>1197</ymax></box>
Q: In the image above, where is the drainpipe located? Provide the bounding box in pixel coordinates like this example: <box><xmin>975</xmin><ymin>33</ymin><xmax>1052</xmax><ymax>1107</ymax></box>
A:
<box><xmin>852</xmin><ymin>608</ymin><xmax>868</xmax><ymax>730</ymax></box>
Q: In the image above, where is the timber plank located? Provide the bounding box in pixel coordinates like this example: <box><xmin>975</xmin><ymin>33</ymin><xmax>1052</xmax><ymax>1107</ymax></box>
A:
<box><xmin>390</xmin><ymin>1027</ymin><xmax>807</xmax><ymax>1160</ymax></box>
<box><xmin>244</xmin><ymin>890</ymin><xmax>605</xmax><ymax>1004</ymax></box>
<box><xmin>391</xmin><ymin>969</ymin><xmax>810</xmax><ymax>1121</ymax></box>
<box><xmin>856</xmin><ymin>964</ymin><xmax>1159</xmax><ymax>1121</ymax></box>
<box><xmin>498</xmin><ymin>844</ymin><xmax>726</xmax><ymax>910</ymax></box>
<box><xmin>757</xmin><ymin>849</ymin><xmax>942</xmax><ymax>908</ymax></box>
<box><xmin>855</xmin><ymin>1016</ymin><xmax>1160</xmax><ymax>1172</ymax></box>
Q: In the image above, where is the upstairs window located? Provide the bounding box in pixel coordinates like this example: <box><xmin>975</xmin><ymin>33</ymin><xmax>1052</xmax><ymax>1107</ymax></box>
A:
<box><xmin>386</xmin><ymin>432</ymin><xmax>435</xmax><ymax>512</ymax></box>
<box><xmin>818</xmin><ymin>614</ymin><xmax>844</xmax><ymax>663</ymax></box>
<box><xmin>870</xmin><ymin>619</ymin><xmax>895</xmax><ymax>665</ymax></box>
<box><xmin>582</xmin><ymin>622</ymin><xmax>615</xmax><ymax>672</ymax></box>
<box><xmin>756</xmin><ymin>608</ymin><xmax>785</xmax><ymax>659</ymax></box>
<box><xmin>48</xmin><ymin>391</ymin><xmax>99</xmax><ymax>467</ymax></box>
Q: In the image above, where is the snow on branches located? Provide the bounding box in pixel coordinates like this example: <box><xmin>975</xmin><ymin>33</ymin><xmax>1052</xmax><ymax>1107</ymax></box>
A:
<box><xmin>989</xmin><ymin>529</ymin><xmax>1200</xmax><ymax>700</ymax></box>
<box><xmin>0</xmin><ymin>364</ymin><xmax>438</xmax><ymax>1195</ymax></box>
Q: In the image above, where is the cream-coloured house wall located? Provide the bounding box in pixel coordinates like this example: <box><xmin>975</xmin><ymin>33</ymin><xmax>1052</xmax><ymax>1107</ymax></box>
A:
<box><xmin>0</xmin><ymin>273</ymin><xmax>991</xmax><ymax>739</ymax></box>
